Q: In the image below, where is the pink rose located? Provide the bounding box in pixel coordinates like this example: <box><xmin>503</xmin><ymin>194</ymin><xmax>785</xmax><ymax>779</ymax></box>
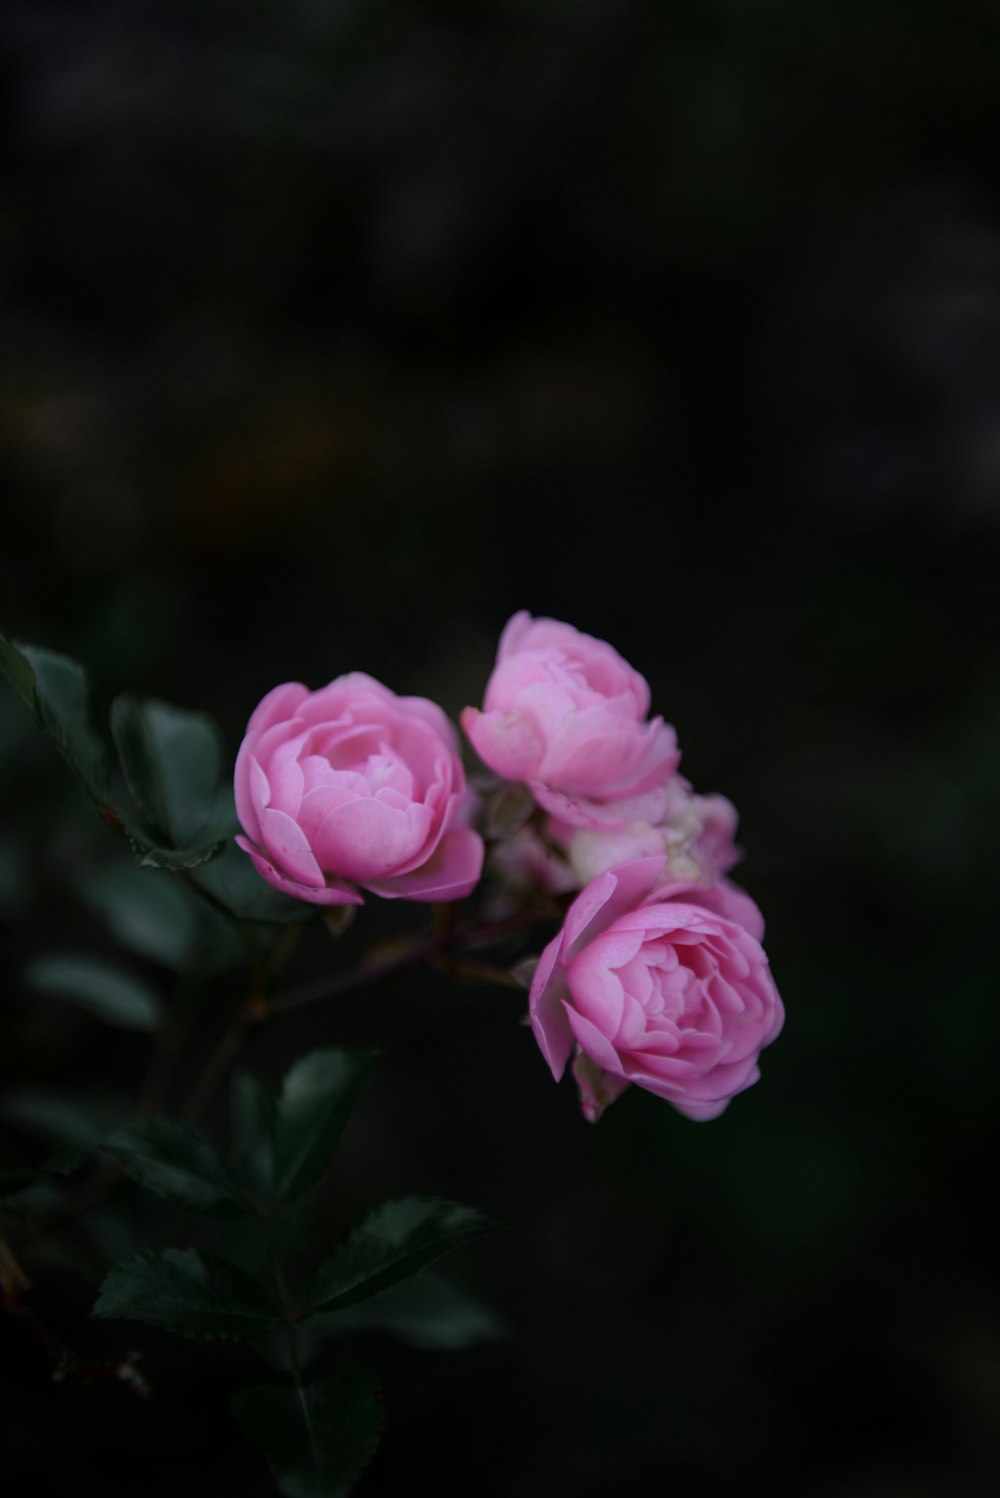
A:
<box><xmin>529</xmin><ymin>857</ymin><xmax>783</xmax><ymax>1121</ymax></box>
<box><xmin>234</xmin><ymin>674</ymin><xmax>484</xmax><ymax>906</ymax></box>
<box><xmin>461</xmin><ymin>612</ymin><xmax>679</xmax><ymax>829</ymax></box>
<box><xmin>556</xmin><ymin>781</ymin><xmax>741</xmax><ymax>889</ymax></box>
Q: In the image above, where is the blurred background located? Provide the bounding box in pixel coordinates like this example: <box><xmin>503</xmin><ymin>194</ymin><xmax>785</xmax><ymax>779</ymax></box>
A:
<box><xmin>3</xmin><ymin>2</ymin><xmax>1000</xmax><ymax>1494</ymax></box>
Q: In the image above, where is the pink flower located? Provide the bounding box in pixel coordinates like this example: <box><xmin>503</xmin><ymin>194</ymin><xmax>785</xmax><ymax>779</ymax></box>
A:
<box><xmin>234</xmin><ymin>675</ymin><xmax>484</xmax><ymax>906</ymax></box>
<box><xmin>529</xmin><ymin>857</ymin><xmax>783</xmax><ymax>1121</ymax></box>
<box><xmin>461</xmin><ymin>612</ymin><xmax>679</xmax><ymax>829</ymax></box>
<box><xmin>556</xmin><ymin>781</ymin><xmax>741</xmax><ymax>888</ymax></box>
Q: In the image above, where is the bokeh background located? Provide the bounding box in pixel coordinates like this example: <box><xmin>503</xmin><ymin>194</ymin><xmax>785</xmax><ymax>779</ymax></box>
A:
<box><xmin>3</xmin><ymin>3</ymin><xmax>1000</xmax><ymax>1495</ymax></box>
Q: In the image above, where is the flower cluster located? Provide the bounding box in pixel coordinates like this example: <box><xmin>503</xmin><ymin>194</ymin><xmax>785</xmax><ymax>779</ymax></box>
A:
<box><xmin>235</xmin><ymin>613</ymin><xmax>783</xmax><ymax>1122</ymax></box>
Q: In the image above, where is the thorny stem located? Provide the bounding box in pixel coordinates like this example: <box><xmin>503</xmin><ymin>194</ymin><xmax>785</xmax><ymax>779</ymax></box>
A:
<box><xmin>1</xmin><ymin>1235</ymin><xmax>150</xmax><ymax>1399</ymax></box>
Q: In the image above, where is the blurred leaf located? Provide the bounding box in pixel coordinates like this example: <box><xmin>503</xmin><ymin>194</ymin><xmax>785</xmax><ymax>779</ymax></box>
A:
<box><xmin>23</xmin><ymin>951</ymin><xmax>163</xmax><ymax>1031</ymax></box>
<box><xmin>131</xmin><ymin>837</ymin><xmax>225</xmax><ymax>872</ymax></box>
<box><xmin>0</xmin><ymin>1179</ymin><xmax>65</xmax><ymax>1224</ymax></box>
<box><xmin>312</xmin><ymin>1271</ymin><xmax>503</xmax><ymax>1352</ymax></box>
<box><xmin>192</xmin><ymin>838</ymin><xmax>311</xmax><ymax>924</ymax></box>
<box><xmin>1</xmin><ymin>1089</ymin><xmax>127</xmax><ymax>1149</ymax></box>
<box><xmin>110</xmin><ymin>695</ymin><xmax>223</xmax><ymax>847</ymax></box>
<box><xmin>77</xmin><ymin>862</ymin><xmax>199</xmax><ymax>968</ymax></box>
<box><xmin>93</xmin><ymin>1248</ymin><xmax>279</xmax><ymax>1339</ymax></box>
<box><xmin>272</xmin><ymin>1050</ymin><xmax>377</xmax><ymax>1205</ymax></box>
<box><xmin>104</xmin><ymin>1118</ymin><xmax>251</xmax><ymax>1218</ymax></box>
<box><xmin>232</xmin><ymin>1373</ymin><xmax>382</xmax><ymax>1498</ymax></box>
<box><xmin>0</xmin><ymin>632</ymin><xmax>109</xmax><ymax>801</ymax></box>
<box><xmin>231</xmin><ymin>1070</ymin><xmax>277</xmax><ymax>1203</ymax></box>
<box><xmin>304</xmin><ymin>1198</ymin><xmax>496</xmax><ymax>1317</ymax></box>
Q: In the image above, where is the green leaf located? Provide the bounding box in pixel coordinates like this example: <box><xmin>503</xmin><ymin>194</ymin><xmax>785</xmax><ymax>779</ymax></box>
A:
<box><xmin>311</xmin><ymin>1271</ymin><xmax>503</xmax><ymax>1352</ymax></box>
<box><xmin>77</xmin><ymin>861</ymin><xmax>200</xmax><ymax>968</ymax></box>
<box><xmin>110</xmin><ymin>695</ymin><xmax>223</xmax><ymax>848</ymax></box>
<box><xmin>93</xmin><ymin>1248</ymin><xmax>279</xmax><ymax>1339</ymax></box>
<box><xmin>131</xmin><ymin>838</ymin><xmax>225</xmax><ymax>872</ymax></box>
<box><xmin>103</xmin><ymin>1118</ymin><xmax>251</xmax><ymax>1218</ymax></box>
<box><xmin>192</xmin><ymin>838</ymin><xmax>311</xmax><ymax>924</ymax></box>
<box><xmin>23</xmin><ymin>951</ymin><xmax>163</xmax><ymax>1031</ymax></box>
<box><xmin>304</xmin><ymin>1198</ymin><xmax>496</xmax><ymax>1317</ymax></box>
<box><xmin>0</xmin><ymin>1178</ymin><xmax>65</xmax><ymax>1224</ymax></box>
<box><xmin>272</xmin><ymin>1050</ymin><xmax>376</xmax><ymax>1205</ymax></box>
<box><xmin>0</xmin><ymin>633</ymin><xmax>109</xmax><ymax>801</ymax></box>
<box><xmin>231</xmin><ymin>1070</ymin><xmax>277</xmax><ymax>1203</ymax></box>
<box><xmin>1</xmin><ymin>1089</ymin><xmax>127</xmax><ymax>1149</ymax></box>
<box><xmin>232</xmin><ymin>1374</ymin><xmax>383</xmax><ymax>1498</ymax></box>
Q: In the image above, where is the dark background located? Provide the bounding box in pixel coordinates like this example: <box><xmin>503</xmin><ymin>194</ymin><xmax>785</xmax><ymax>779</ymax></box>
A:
<box><xmin>3</xmin><ymin>3</ymin><xmax>1000</xmax><ymax>1495</ymax></box>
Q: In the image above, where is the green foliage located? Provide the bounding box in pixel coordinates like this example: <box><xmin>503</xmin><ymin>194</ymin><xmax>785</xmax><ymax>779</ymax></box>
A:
<box><xmin>1</xmin><ymin>1088</ymin><xmax>128</xmax><ymax>1149</ymax></box>
<box><xmin>77</xmin><ymin>861</ymin><xmax>200</xmax><ymax>968</ymax></box>
<box><xmin>232</xmin><ymin>1374</ymin><xmax>383</xmax><ymax>1498</ymax></box>
<box><xmin>93</xmin><ymin>1248</ymin><xmax>280</xmax><ymax>1339</ymax></box>
<box><xmin>304</xmin><ymin>1198</ymin><xmax>496</xmax><ymax>1317</ymax></box>
<box><xmin>131</xmin><ymin>840</ymin><xmax>225</xmax><ymax>872</ymax></box>
<box><xmin>230</xmin><ymin>1070</ymin><xmax>278</xmax><ymax>1203</ymax></box>
<box><xmin>103</xmin><ymin>1118</ymin><xmax>251</xmax><ymax>1218</ymax></box>
<box><xmin>0</xmin><ymin>631</ymin><xmax>226</xmax><ymax>874</ymax></box>
<box><xmin>192</xmin><ymin>837</ymin><xmax>312</xmax><ymax>924</ymax></box>
<box><xmin>0</xmin><ymin>633</ymin><xmax>497</xmax><ymax>1496</ymax></box>
<box><xmin>272</xmin><ymin>1050</ymin><xmax>377</xmax><ymax>1205</ymax></box>
<box><xmin>312</xmin><ymin>1271</ymin><xmax>503</xmax><ymax>1353</ymax></box>
<box><xmin>0</xmin><ymin>633</ymin><xmax>109</xmax><ymax>801</ymax></box>
<box><xmin>23</xmin><ymin>951</ymin><xmax>164</xmax><ymax>1031</ymax></box>
<box><xmin>110</xmin><ymin>694</ymin><xmax>223</xmax><ymax>848</ymax></box>
<box><xmin>229</xmin><ymin>1048</ymin><xmax>376</xmax><ymax>1209</ymax></box>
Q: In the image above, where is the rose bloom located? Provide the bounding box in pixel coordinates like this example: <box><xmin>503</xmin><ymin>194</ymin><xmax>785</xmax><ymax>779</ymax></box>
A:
<box><xmin>235</xmin><ymin>675</ymin><xmax>483</xmax><ymax>906</ymax></box>
<box><xmin>461</xmin><ymin>612</ymin><xmax>679</xmax><ymax>829</ymax></box>
<box><xmin>556</xmin><ymin>780</ymin><xmax>741</xmax><ymax>889</ymax></box>
<box><xmin>529</xmin><ymin>857</ymin><xmax>783</xmax><ymax>1121</ymax></box>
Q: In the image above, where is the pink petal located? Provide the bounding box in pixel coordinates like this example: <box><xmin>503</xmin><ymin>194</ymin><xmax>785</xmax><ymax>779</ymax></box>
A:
<box><xmin>264</xmin><ymin>738</ymin><xmax>306</xmax><ymax>816</ymax></box>
<box><xmin>496</xmin><ymin>609</ymin><xmax>534</xmax><ymax>661</ymax></box>
<box><xmin>528</xmin><ymin>935</ymin><xmax>575</xmax><ymax>1081</ymax></box>
<box><xmin>364</xmin><ymin>827</ymin><xmax>484</xmax><ymax>902</ymax></box>
<box><xmin>245</xmin><ymin>682</ymin><xmax>309</xmax><ymax>739</ymax></box>
<box><xmin>461</xmin><ymin>705</ymin><xmax>545</xmax><ymax>782</ymax></box>
<box><xmin>234</xmin><ymin>745</ymin><xmax>268</xmax><ymax>844</ymax></box>
<box><xmin>565</xmin><ymin>947</ymin><xmax>626</xmax><ymax>1035</ymax></box>
<box><xmin>396</xmin><ymin>694</ymin><xmax>460</xmax><ymax>755</ymax></box>
<box><xmin>563</xmin><ymin>871</ymin><xmax>619</xmax><ymax>958</ymax></box>
<box><xmin>259</xmin><ymin>807</ymin><xmax>325</xmax><ymax>888</ymax></box>
<box><xmin>312</xmin><ymin>798</ymin><xmax>426</xmax><ymax>882</ymax></box>
<box><xmin>235</xmin><ymin>837</ymin><xmax>363</xmax><ymax>907</ymax></box>
<box><xmin>564</xmin><ymin>1005</ymin><xmax>626</xmax><ymax>1076</ymax></box>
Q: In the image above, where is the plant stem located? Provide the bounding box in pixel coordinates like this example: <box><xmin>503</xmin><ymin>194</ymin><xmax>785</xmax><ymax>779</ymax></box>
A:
<box><xmin>1</xmin><ymin>1235</ymin><xmax>150</xmax><ymax>1398</ymax></box>
<box><xmin>268</xmin><ymin>906</ymin><xmax>550</xmax><ymax>1017</ymax></box>
<box><xmin>258</xmin><ymin>1217</ymin><xmax>304</xmax><ymax>1387</ymax></box>
<box><xmin>180</xmin><ymin>998</ymin><xmax>263</xmax><ymax>1123</ymax></box>
<box><xmin>179</xmin><ymin>905</ymin><xmax>553</xmax><ymax>1121</ymax></box>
